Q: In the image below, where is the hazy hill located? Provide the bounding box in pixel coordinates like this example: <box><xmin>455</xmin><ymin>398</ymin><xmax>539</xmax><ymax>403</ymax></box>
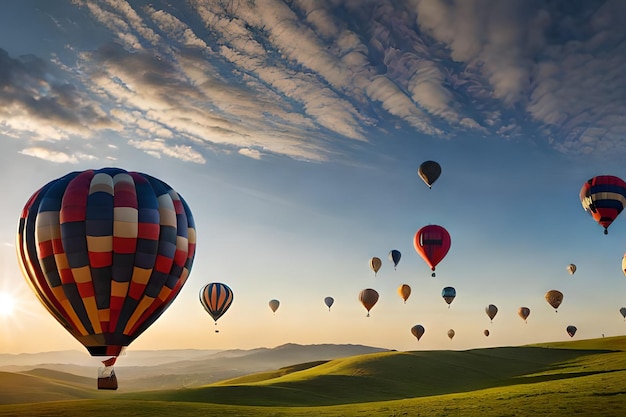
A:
<box><xmin>0</xmin><ymin>343</ymin><xmax>389</xmax><ymax>393</ymax></box>
<box><xmin>0</xmin><ymin>370</ymin><xmax>96</xmax><ymax>404</ymax></box>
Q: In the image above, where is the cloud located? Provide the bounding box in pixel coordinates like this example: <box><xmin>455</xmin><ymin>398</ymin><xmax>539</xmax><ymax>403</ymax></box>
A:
<box><xmin>238</xmin><ymin>148</ymin><xmax>262</xmax><ymax>160</ymax></box>
<box><xmin>18</xmin><ymin>147</ymin><xmax>98</xmax><ymax>164</ymax></box>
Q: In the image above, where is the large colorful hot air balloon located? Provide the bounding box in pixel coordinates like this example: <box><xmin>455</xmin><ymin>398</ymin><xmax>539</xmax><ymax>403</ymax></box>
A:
<box><xmin>397</xmin><ymin>284</ymin><xmax>411</xmax><ymax>304</ymax></box>
<box><xmin>566</xmin><ymin>264</ymin><xmax>577</xmax><ymax>275</ymax></box>
<box><xmin>566</xmin><ymin>325</ymin><xmax>577</xmax><ymax>338</ymax></box>
<box><xmin>324</xmin><ymin>296</ymin><xmax>334</xmax><ymax>311</ymax></box>
<box><xmin>441</xmin><ymin>286</ymin><xmax>456</xmax><ymax>308</ymax></box>
<box><xmin>447</xmin><ymin>329</ymin><xmax>455</xmax><ymax>340</ymax></box>
<box><xmin>545</xmin><ymin>290</ymin><xmax>563</xmax><ymax>312</ymax></box>
<box><xmin>359</xmin><ymin>288</ymin><xmax>379</xmax><ymax>317</ymax></box>
<box><xmin>580</xmin><ymin>175</ymin><xmax>626</xmax><ymax>234</ymax></box>
<box><xmin>369</xmin><ymin>257</ymin><xmax>382</xmax><ymax>276</ymax></box>
<box><xmin>414</xmin><ymin>225</ymin><xmax>451</xmax><ymax>277</ymax></box>
<box><xmin>485</xmin><ymin>304</ymin><xmax>498</xmax><ymax>322</ymax></box>
<box><xmin>269</xmin><ymin>299</ymin><xmax>280</xmax><ymax>314</ymax></box>
<box><xmin>199</xmin><ymin>283</ymin><xmax>233</xmax><ymax>332</ymax></box>
<box><xmin>411</xmin><ymin>324</ymin><xmax>425</xmax><ymax>341</ymax></box>
<box><xmin>388</xmin><ymin>250</ymin><xmax>401</xmax><ymax>270</ymax></box>
<box><xmin>418</xmin><ymin>160</ymin><xmax>441</xmax><ymax>189</ymax></box>
<box><xmin>16</xmin><ymin>168</ymin><xmax>196</xmax><ymax>390</ymax></box>
<box><xmin>518</xmin><ymin>307</ymin><xmax>530</xmax><ymax>323</ymax></box>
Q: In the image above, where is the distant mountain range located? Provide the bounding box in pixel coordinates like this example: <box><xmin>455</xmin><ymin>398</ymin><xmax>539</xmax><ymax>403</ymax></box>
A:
<box><xmin>0</xmin><ymin>343</ymin><xmax>389</xmax><ymax>393</ymax></box>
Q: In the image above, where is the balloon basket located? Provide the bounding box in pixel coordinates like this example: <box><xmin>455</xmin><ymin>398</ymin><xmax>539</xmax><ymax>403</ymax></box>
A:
<box><xmin>97</xmin><ymin>368</ymin><xmax>118</xmax><ymax>390</ymax></box>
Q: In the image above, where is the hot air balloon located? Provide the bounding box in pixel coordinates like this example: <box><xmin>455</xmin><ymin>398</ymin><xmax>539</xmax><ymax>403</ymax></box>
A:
<box><xmin>545</xmin><ymin>290</ymin><xmax>563</xmax><ymax>312</ymax></box>
<box><xmin>485</xmin><ymin>304</ymin><xmax>498</xmax><ymax>322</ymax></box>
<box><xmin>566</xmin><ymin>325</ymin><xmax>577</xmax><ymax>338</ymax></box>
<box><xmin>411</xmin><ymin>324</ymin><xmax>425</xmax><ymax>341</ymax></box>
<box><xmin>418</xmin><ymin>160</ymin><xmax>441</xmax><ymax>189</ymax></box>
<box><xmin>566</xmin><ymin>264</ymin><xmax>577</xmax><ymax>275</ymax></box>
<box><xmin>447</xmin><ymin>329</ymin><xmax>455</xmax><ymax>340</ymax></box>
<box><xmin>324</xmin><ymin>296</ymin><xmax>334</xmax><ymax>311</ymax></box>
<box><xmin>518</xmin><ymin>307</ymin><xmax>530</xmax><ymax>323</ymax></box>
<box><xmin>359</xmin><ymin>288</ymin><xmax>379</xmax><ymax>317</ymax></box>
<box><xmin>483</xmin><ymin>329</ymin><xmax>490</xmax><ymax>337</ymax></box>
<box><xmin>579</xmin><ymin>175</ymin><xmax>626</xmax><ymax>234</ymax></box>
<box><xmin>622</xmin><ymin>254</ymin><xmax>626</xmax><ymax>277</ymax></box>
<box><xmin>442</xmin><ymin>286</ymin><xmax>456</xmax><ymax>308</ymax></box>
<box><xmin>369</xmin><ymin>257</ymin><xmax>382</xmax><ymax>276</ymax></box>
<box><xmin>397</xmin><ymin>284</ymin><xmax>411</xmax><ymax>304</ymax></box>
<box><xmin>414</xmin><ymin>225</ymin><xmax>451</xmax><ymax>277</ymax></box>
<box><xmin>389</xmin><ymin>250</ymin><xmax>401</xmax><ymax>270</ymax></box>
<box><xmin>620</xmin><ymin>307</ymin><xmax>626</xmax><ymax>320</ymax></box>
<box><xmin>269</xmin><ymin>299</ymin><xmax>280</xmax><ymax>314</ymax></box>
<box><xmin>16</xmin><ymin>168</ymin><xmax>196</xmax><ymax>390</ymax></box>
<box><xmin>199</xmin><ymin>283</ymin><xmax>233</xmax><ymax>332</ymax></box>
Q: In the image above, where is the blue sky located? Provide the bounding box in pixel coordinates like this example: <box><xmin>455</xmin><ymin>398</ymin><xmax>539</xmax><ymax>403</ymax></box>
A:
<box><xmin>1</xmin><ymin>0</ymin><xmax>626</xmax><ymax>357</ymax></box>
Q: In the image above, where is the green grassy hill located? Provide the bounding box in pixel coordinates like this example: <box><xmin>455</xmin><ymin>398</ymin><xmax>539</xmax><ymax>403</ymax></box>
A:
<box><xmin>0</xmin><ymin>370</ymin><xmax>97</xmax><ymax>404</ymax></box>
<box><xmin>0</xmin><ymin>336</ymin><xmax>625</xmax><ymax>416</ymax></box>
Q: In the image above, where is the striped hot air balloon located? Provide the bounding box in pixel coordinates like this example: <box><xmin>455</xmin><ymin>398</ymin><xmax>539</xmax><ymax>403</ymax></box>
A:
<box><xmin>16</xmin><ymin>168</ymin><xmax>196</xmax><ymax>389</ymax></box>
<box><xmin>580</xmin><ymin>175</ymin><xmax>626</xmax><ymax>234</ymax></box>
<box><xmin>199</xmin><ymin>283</ymin><xmax>234</xmax><ymax>330</ymax></box>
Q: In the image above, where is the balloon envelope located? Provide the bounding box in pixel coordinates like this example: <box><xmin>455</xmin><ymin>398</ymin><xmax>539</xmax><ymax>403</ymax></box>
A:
<box><xmin>442</xmin><ymin>286</ymin><xmax>456</xmax><ymax>306</ymax></box>
<box><xmin>414</xmin><ymin>225</ymin><xmax>451</xmax><ymax>277</ymax></box>
<box><xmin>324</xmin><ymin>296</ymin><xmax>334</xmax><ymax>310</ymax></box>
<box><xmin>369</xmin><ymin>257</ymin><xmax>382</xmax><ymax>275</ymax></box>
<box><xmin>566</xmin><ymin>264</ymin><xmax>576</xmax><ymax>275</ymax></box>
<box><xmin>269</xmin><ymin>299</ymin><xmax>280</xmax><ymax>313</ymax></box>
<box><xmin>359</xmin><ymin>288</ymin><xmax>379</xmax><ymax>316</ymax></box>
<box><xmin>485</xmin><ymin>304</ymin><xmax>498</xmax><ymax>321</ymax></box>
<box><xmin>580</xmin><ymin>175</ymin><xmax>626</xmax><ymax>234</ymax></box>
<box><xmin>622</xmin><ymin>255</ymin><xmax>626</xmax><ymax>277</ymax></box>
<box><xmin>16</xmin><ymin>168</ymin><xmax>196</xmax><ymax>358</ymax></box>
<box><xmin>388</xmin><ymin>250</ymin><xmax>401</xmax><ymax>269</ymax></box>
<box><xmin>411</xmin><ymin>324</ymin><xmax>425</xmax><ymax>341</ymax></box>
<box><xmin>484</xmin><ymin>329</ymin><xmax>490</xmax><ymax>337</ymax></box>
<box><xmin>199</xmin><ymin>283</ymin><xmax>233</xmax><ymax>323</ymax></box>
<box><xmin>545</xmin><ymin>290</ymin><xmax>564</xmax><ymax>311</ymax></box>
<box><xmin>447</xmin><ymin>329</ymin><xmax>455</xmax><ymax>339</ymax></box>
<box><xmin>566</xmin><ymin>325</ymin><xmax>577</xmax><ymax>337</ymax></box>
<box><xmin>518</xmin><ymin>307</ymin><xmax>531</xmax><ymax>322</ymax></box>
<box><xmin>418</xmin><ymin>160</ymin><xmax>441</xmax><ymax>188</ymax></box>
<box><xmin>620</xmin><ymin>307</ymin><xmax>626</xmax><ymax>319</ymax></box>
<box><xmin>397</xmin><ymin>284</ymin><xmax>411</xmax><ymax>303</ymax></box>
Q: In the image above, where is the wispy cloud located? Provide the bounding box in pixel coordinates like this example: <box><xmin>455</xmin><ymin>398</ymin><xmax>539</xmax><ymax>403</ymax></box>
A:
<box><xmin>3</xmin><ymin>0</ymin><xmax>626</xmax><ymax>164</ymax></box>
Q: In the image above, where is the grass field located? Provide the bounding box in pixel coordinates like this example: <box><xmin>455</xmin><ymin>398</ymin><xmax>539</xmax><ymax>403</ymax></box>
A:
<box><xmin>1</xmin><ymin>336</ymin><xmax>625</xmax><ymax>416</ymax></box>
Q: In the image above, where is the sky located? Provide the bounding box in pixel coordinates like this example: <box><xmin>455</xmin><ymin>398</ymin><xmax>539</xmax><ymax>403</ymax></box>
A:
<box><xmin>2</xmin><ymin>0</ymin><xmax>626</xmax><ymax>360</ymax></box>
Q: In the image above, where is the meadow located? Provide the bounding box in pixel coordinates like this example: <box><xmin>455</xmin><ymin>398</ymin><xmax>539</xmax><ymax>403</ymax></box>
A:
<box><xmin>0</xmin><ymin>336</ymin><xmax>625</xmax><ymax>416</ymax></box>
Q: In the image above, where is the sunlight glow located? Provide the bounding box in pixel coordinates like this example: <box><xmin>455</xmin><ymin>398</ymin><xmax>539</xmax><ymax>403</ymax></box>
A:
<box><xmin>0</xmin><ymin>293</ymin><xmax>16</xmax><ymax>317</ymax></box>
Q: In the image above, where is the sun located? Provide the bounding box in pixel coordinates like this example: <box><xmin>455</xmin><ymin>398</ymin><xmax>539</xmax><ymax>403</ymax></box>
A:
<box><xmin>0</xmin><ymin>292</ymin><xmax>16</xmax><ymax>317</ymax></box>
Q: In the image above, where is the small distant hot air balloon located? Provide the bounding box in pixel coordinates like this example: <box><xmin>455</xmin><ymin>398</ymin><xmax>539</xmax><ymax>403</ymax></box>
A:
<box><xmin>324</xmin><ymin>296</ymin><xmax>334</xmax><ymax>311</ymax></box>
<box><xmin>622</xmin><ymin>255</ymin><xmax>626</xmax><ymax>277</ymax></box>
<box><xmin>518</xmin><ymin>307</ymin><xmax>531</xmax><ymax>323</ymax></box>
<box><xmin>567</xmin><ymin>264</ymin><xmax>577</xmax><ymax>275</ymax></box>
<box><xmin>447</xmin><ymin>329</ymin><xmax>455</xmax><ymax>340</ymax></box>
<box><xmin>566</xmin><ymin>325</ymin><xmax>577</xmax><ymax>338</ymax></box>
<box><xmin>620</xmin><ymin>307</ymin><xmax>626</xmax><ymax>320</ymax></box>
<box><xmin>414</xmin><ymin>225</ymin><xmax>451</xmax><ymax>277</ymax></box>
<box><xmin>359</xmin><ymin>288</ymin><xmax>379</xmax><ymax>317</ymax></box>
<box><xmin>545</xmin><ymin>290</ymin><xmax>563</xmax><ymax>312</ymax></box>
<box><xmin>580</xmin><ymin>175</ymin><xmax>626</xmax><ymax>234</ymax></box>
<box><xmin>411</xmin><ymin>324</ymin><xmax>425</xmax><ymax>341</ymax></box>
<box><xmin>269</xmin><ymin>299</ymin><xmax>280</xmax><ymax>314</ymax></box>
<box><xmin>389</xmin><ymin>250</ymin><xmax>401</xmax><ymax>270</ymax></box>
<box><xmin>483</xmin><ymin>329</ymin><xmax>490</xmax><ymax>337</ymax></box>
<box><xmin>369</xmin><ymin>257</ymin><xmax>382</xmax><ymax>276</ymax></box>
<box><xmin>418</xmin><ymin>160</ymin><xmax>441</xmax><ymax>189</ymax></box>
<box><xmin>485</xmin><ymin>304</ymin><xmax>498</xmax><ymax>323</ymax></box>
<box><xmin>199</xmin><ymin>283</ymin><xmax>234</xmax><ymax>332</ymax></box>
<box><xmin>397</xmin><ymin>284</ymin><xmax>411</xmax><ymax>304</ymax></box>
<box><xmin>442</xmin><ymin>286</ymin><xmax>456</xmax><ymax>308</ymax></box>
